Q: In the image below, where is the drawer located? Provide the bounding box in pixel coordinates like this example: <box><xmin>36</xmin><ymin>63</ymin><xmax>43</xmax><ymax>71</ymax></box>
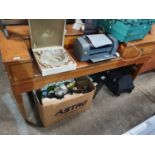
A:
<box><xmin>140</xmin><ymin>53</ymin><xmax>155</xmax><ymax>73</ymax></box>
<box><xmin>119</xmin><ymin>43</ymin><xmax>155</xmax><ymax>59</ymax></box>
<box><xmin>137</xmin><ymin>43</ymin><xmax>155</xmax><ymax>55</ymax></box>
<box><xmin>10</xmin><ymin>62</ymin><xmax>34</xmax><ymax>81</ymax></box>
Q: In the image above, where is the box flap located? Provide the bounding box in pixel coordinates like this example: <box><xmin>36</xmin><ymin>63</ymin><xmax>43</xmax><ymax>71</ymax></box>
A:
<box><xmin>29</xmin><ymin>19</ymin><xmax>65</xmax><ymax>49</ymax></box>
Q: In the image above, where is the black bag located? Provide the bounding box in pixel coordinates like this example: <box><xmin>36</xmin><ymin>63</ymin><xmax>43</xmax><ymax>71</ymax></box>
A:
<box><xmin>105</xmin><ymin>67</ymin><xmax>135</xmax><ymax>96</ymax></box>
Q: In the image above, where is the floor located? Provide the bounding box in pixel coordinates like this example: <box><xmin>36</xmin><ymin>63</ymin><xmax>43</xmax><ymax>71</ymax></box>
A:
<box><xmin>0</xmin><ymin>57</ymin><xmax>155</xmax><ymax>134</ymax></box>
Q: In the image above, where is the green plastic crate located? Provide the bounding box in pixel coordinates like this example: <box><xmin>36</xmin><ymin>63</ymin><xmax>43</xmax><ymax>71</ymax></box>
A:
<box><xmin>99</xmin><ymin>19</ymin><xmax>155</xmax><ymax>42</ymax></box>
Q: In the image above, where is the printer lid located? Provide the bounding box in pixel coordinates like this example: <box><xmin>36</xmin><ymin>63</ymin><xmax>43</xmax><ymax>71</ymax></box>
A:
<box><xmin>29</xmin><ymin>19</ymin><xmax>65</xmax><ymax>49</ymax></box>
<box><xmin>86</xmin><ymin>34</ymin><xmax>112</xmax><ymax>48</ymax></box>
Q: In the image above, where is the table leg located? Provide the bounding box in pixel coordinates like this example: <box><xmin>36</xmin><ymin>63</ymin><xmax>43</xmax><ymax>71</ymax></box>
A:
<box><xmin>133</xmin><ymin>64</ymin><xmax>144</xmax><ymax>79</ymax></box>
<box><xmin>12</xmin><ymin>92</ymin><xmax>27</xmax><ymax>120</ymax></box>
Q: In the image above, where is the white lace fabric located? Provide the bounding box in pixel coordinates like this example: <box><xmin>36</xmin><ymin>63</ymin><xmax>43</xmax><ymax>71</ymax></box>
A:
<box><xmin>35</xmin><ymin>48</ymin><xmax>74</xmax><ymax>68</ymax></box>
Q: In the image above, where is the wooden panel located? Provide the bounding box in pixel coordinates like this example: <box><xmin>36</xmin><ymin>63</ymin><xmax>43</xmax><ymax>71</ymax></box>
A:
<box><xmin>119</xmin><ymin>45</ymin><xmax>140</xmax><ymax>59</ymax></box>
<box><xmin>0</xmin><ymin>31</ymin><xmax>31</xmax><ymax>63</ymax></box>
<box><xmin>10</xmin><ymin>62</ymin><xmax>34</xmax><ymax>81</ymax></box>
<box><xmin>138</xmin><ymin>44</ymin><xmax>155</xmax><ymax>55</ymax></box>
<box><xmin>7</xmin><ymin>25</ymin><xmax>29</xmax><ymax>39</ymax></box>
<box><xmin>64</xmin><ymin>35</ymin><xmax>79</xmax><ymax>49</ymax></box>
<box><xmin>118</xmin><ymin>34</ymin><xmax>155</xmax><ymax>59</ymax></box>
<box><xmin>66</xmin><ymin>24</ymin><xmax>83</xmax><ymax>36</ymax></box>
<box><xmin>126</xmin><ymin>34</ymin><xmax>155</xmax><ymax>47</ymax></box>
<box><xmin>65</xmin><ymin>24</ymin><xmax>83</xmax><ymax>49</ymax></box>
<box><xmin>119</xmin><ymin>43</ymin><xmax>155</xmax><ymax>59</ymax></box>
<box><xmin>140</xmin><ymin>53</ymin><xmax>155</xmax><ymax>73</ymax></box>
<box><xmin>11</xmin><ymin>55</ymin><xmax>150</xmax><ymax>94</ymax></box>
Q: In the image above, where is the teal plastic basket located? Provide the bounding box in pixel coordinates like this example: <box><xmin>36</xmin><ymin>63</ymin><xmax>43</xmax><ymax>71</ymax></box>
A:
<box><xmin>99</xmin><ymin>19</ymin><xmax>155</xmax><ymax>42</ymax></box>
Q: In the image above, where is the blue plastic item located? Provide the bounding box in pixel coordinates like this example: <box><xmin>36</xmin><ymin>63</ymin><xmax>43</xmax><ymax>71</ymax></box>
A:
<box><xmin>99</xmin><ymin>19</ymin><xmax>155</xmax><ymax>42</ymax></box>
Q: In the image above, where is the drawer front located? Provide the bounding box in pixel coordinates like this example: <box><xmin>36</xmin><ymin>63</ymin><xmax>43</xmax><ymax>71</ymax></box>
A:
<box><xmin>10</xmin><ymin>62</ymin><xmax>34</xmax><ymax>81</ymax></box>
<box><xmin>119</xmin><ymin>43</ymin><xmax>155</xmax><ymax>59</ymax></box>
<box><xmin>137</xmin><ymin>44</ymin><xmax>155</xmax><ymax>55</ymax></box>
<box><xmin>140</xmin><ymin>53</ymin><xmax>155</xmax><ymax>73</ymax></box>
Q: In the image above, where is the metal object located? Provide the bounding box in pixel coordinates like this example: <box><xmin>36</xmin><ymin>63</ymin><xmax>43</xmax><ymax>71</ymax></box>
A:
<box><xmin>0</xmin><ymin>19</ymin><xmax>9</xmax><ymax>38</ymax></box>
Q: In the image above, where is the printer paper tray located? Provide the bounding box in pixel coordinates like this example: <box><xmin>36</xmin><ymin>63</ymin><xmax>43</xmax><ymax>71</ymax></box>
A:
<box><xmin>90</xmin><ymin>53</ymin><xmax>116</xmax><ymax>63</ymax></box>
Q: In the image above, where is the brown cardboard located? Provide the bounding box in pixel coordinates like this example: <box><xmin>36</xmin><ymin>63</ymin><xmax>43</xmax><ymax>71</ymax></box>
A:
<box><xmin>34</xmin><ymin>77</ymin><xmax>95</xmax><ymax>127</ymax></box>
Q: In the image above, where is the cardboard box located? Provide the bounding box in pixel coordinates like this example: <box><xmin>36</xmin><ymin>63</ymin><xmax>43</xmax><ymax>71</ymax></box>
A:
<box><xmin>34</xmin><ymin>77</ymin><xmax>95</xmax><ymax>127</ymax></box>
